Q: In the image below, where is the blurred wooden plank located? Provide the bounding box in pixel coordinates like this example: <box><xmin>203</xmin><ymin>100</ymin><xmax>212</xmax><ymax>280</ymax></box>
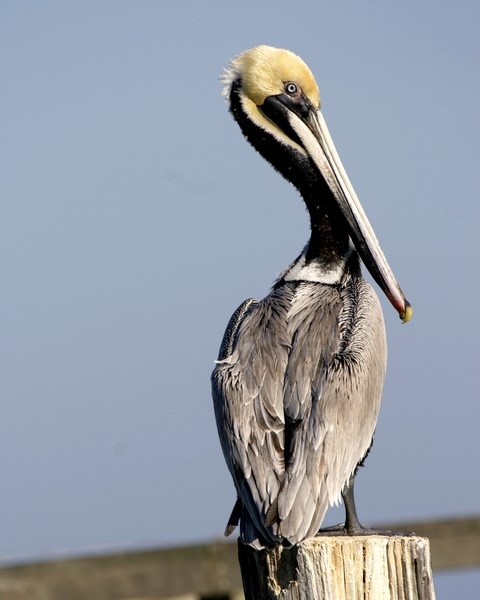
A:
<box><xmin>0</xmin><ymin>541</ymin><xmax>241</xmax><ymax>600</ymax></box>
<box><xmin>0</xmin><ymin>515</ymin><xmax>478</xmax><ymax>599</ymax></box>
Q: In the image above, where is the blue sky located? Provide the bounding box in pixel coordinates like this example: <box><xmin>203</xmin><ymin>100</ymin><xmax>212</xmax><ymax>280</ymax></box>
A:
<box><xmin>2</xmin><ymin>1</ymin><xmax>479</xmax><ymax>595</ymax></box>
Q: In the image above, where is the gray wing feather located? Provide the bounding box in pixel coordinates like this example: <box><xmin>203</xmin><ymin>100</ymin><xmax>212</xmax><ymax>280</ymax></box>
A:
<box><xmin>276</xmin><ymin>281</ymin><xmax>386</xmax><ymax>542</ymax></box>
<box><xmin>212</xmin><ymin>278</ymin><xmax>386</xmax><ymax>546</ymax></box>
<box><xmin>212</xmin><ymin>288</ymin><xmax>293</xmax><ymax>545</ymax></box>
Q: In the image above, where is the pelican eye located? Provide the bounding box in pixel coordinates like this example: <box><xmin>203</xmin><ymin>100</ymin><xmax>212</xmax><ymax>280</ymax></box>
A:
<box><xmin>284</xmin><ymin>82</ymin><xmax>299</xmax><ymax>96</ymax></box>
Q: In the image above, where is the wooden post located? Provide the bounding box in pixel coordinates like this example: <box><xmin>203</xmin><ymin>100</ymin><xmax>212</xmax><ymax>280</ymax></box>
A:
<box><xmin>238</xmin><ymin>535</ymin><xmax>436</xmax><ymax>600</ymax></box>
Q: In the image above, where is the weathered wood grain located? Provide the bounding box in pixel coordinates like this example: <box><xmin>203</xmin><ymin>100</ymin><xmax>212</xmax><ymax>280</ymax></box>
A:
<box><xmin>238</xmin><ymin>536</ymin><xmax>436</xmax><ymax>600</ymax></box>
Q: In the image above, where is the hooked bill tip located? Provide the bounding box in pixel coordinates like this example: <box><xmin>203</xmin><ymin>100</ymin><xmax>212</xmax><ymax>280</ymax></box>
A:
<box><xmin>400</xmin><ymin>302</ymin><xmax>413</xmax><ymax>324</ymax></box>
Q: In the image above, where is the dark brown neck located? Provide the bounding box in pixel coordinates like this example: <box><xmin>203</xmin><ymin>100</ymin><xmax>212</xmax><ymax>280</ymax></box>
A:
<box><xmin>229</xmin><ymin>80</ymin><xmax>354</xmax><ymax>271</ymax></box>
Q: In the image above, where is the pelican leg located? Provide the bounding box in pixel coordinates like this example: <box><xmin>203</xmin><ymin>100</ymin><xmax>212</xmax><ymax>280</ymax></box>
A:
<box><xmin>320</xmin><ymin>475</ymin><xmax>412</xmax><ymax>536</ymax></box>
<box><xmin>316</xmin><ymin>475</ymin><xmax>360</xmax><ymax>536</ymax></box>
<box><xmin>318</xmin><ymin>474</ymin><xmax>394</xmax><ymax>536</ymax></box>
<box><xmin>342</xmin><ymin>475</ymin><xmax>366</xmax><ymax>534</ymax></box>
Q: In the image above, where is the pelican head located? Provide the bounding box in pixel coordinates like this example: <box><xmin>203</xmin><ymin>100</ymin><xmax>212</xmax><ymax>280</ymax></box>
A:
<box><xmin>223</xmin><ymin>46</ymin><xmax>411</xmax><ymax>322</ymax></box>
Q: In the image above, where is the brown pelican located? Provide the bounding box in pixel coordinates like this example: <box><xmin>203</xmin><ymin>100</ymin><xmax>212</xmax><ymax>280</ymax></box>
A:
<box><xmin>211</xmin><ymin>46</ymin><xmax>411</xmax><ymax>549</ymax></box>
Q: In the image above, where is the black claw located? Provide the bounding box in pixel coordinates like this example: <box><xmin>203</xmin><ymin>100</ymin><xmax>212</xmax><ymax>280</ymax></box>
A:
<box><xmin>317</xmin><ymin>524</ymin><xmax>415</xmax><ymax>538</ymax></box>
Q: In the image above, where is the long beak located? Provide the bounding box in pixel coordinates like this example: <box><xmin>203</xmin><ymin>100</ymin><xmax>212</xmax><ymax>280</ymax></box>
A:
<box><xmin>287</xmin><ymin>108</ymin><xmax>412</xmax><ymax>323</ymax></box>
